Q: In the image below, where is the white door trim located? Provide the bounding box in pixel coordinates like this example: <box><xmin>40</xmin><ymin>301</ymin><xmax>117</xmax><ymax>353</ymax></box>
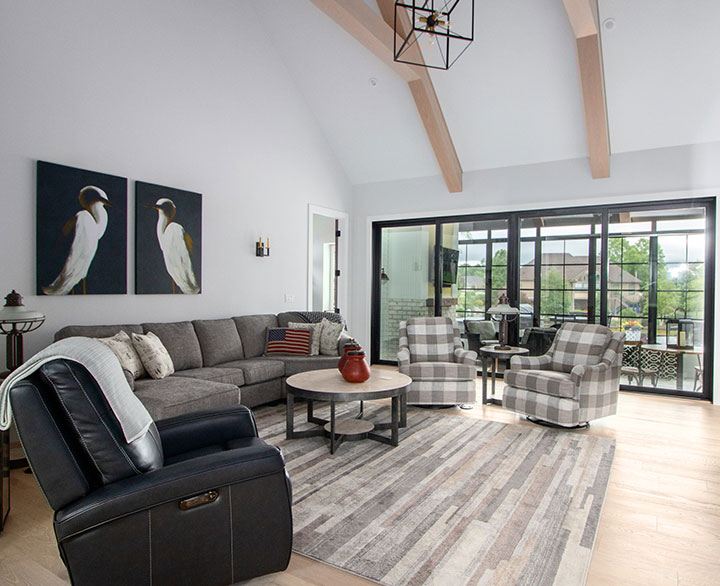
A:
<box><xmin>307</xmin><ymin>204</ymin><xmax>349</xmax><ymax>316</ymax></box>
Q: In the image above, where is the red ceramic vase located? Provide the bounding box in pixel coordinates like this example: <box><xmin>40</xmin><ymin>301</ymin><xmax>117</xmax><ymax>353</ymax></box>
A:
<box><xmin>338</xmin><ymin>341</ymin><xmax>362</xmax><ymax>373</ymax></box>
<box><xmin>341</xmin><ymin>350</ymin><xmax>371</xmax><ymax>383</ymax></box>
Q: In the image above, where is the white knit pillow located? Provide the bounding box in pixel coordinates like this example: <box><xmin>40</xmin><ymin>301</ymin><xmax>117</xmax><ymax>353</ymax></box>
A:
<box><xmin>131</xmin><ymin>331</ymin><xmax>175</xmax><ymax>379</ymax></box>
<box><xmin>319</xmin><ymin>318</ymin><xmax>343</xmax><ymax>356</ymax></box>
<box><xmin>288</xmin><ymin>321</ymin><xmax>322</xmax><ymax>356</ymax></box>
<box><xmin>97</xmin><ymin>330</ymin><xmax>146</xmax><ymax>379</ymax></box>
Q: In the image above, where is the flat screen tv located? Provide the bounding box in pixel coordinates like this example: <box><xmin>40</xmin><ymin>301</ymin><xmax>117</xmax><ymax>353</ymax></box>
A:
<box><xmin>431</xmin><ymin>246</ymin><xmax>459</xmax><ymax>286</ymax></box>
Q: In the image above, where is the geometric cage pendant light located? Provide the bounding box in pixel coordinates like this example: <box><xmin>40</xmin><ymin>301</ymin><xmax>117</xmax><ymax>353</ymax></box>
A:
<box><xmin>393</xmin><ymin>1</ymin><xmax>475</xmax><ymax>70</ymax></box>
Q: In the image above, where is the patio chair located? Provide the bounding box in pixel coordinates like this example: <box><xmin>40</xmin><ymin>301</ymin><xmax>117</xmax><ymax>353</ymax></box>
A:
<box><xmin>503</xmin><ymin>323</ymin><xmax>624</xmax><ymax>428</ymax></box>
<box><xmin>621</xmin><ymin>341</ymin><xmax>658</xmax><ymax>387</ymax></box>
<box><xmin>464</xmin><ymin>319</ymin><xmax>497</xmax><ymax>354</ymax></box>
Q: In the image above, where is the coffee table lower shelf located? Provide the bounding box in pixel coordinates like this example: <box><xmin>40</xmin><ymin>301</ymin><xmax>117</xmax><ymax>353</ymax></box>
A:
<box><xmin>285</xmin><ymin>368</ymin><xmax>411</xmax><ymax>454</ymax></box>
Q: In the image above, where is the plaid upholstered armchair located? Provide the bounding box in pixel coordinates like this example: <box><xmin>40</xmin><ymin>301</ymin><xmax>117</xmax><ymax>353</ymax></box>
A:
<box><xmin>503</xmin><ymin>323</ymin><xmax>624</xmax><ymax>428</ymax></box>
<box><xmin>398</xmin><ymin>317</ymin><xmax>478</xmax><ymax>406</ymax></box>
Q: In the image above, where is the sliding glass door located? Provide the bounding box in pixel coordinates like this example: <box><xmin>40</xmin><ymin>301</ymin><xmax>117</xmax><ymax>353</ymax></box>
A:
<box><xmin>377</xmin><ymin>224</ymin><xmax>436</xmax><ymax>361</ymax></box>
<box><xmin>607</xmin><ymin>207</ymin><xmax>707</xmax><ymax>393</ymax></box>
<box><xmin>456</xmin><ymin>219</ymin><xmax>509</xmax><ymax>320</ymax></box>
<box><xmin>518</xmin><ymin>213</ymin><xmax>602</xmax><ymax>334</ymax></box>
<box><xmin>371</xmin><ymin>198</ymin><xmax>714</xmax><ymax>401</ymax></box>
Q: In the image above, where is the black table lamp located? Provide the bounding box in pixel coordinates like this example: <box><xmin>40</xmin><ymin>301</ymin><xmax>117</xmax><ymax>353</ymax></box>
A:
<box><xmin>0</xmin><ymin>290</ymin><xmax>45</xmax><ymax>373</ymax></box>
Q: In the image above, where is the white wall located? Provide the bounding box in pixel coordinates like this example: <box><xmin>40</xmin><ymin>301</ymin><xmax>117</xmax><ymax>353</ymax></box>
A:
<box><xmin>0</xmin><ymin>0</ymin><xmax>353</xmax><ymax>359</ymax></box>
<box><xmin>349</xmin><ymin>142</ymin><xmax>720</xmax><ymax>404</ymax></box>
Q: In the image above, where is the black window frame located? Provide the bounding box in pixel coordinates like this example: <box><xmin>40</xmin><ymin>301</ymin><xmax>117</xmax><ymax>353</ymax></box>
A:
<box><xmin>370</xmin><ymin>197</ymin><xmax>715</xmax><ymax>402</ymax></box>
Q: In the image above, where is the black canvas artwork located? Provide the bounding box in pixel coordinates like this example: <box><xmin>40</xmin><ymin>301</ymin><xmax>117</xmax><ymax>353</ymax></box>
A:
<box><xmin>36</xmin><ymin>161</ymin><xmax>127</xmax><ymax>295</ymax></box>
<box><xmin>135</xmin><ymin>181</ymin><xmax>202</xmax><ymax>295</ymax></box>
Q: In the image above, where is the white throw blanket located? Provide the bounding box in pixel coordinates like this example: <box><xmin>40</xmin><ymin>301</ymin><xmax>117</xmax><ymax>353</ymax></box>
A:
<box><xmin>0</xmin><ymin>337</ymin><xmax>153</xmax><ymax>443</ymax></box>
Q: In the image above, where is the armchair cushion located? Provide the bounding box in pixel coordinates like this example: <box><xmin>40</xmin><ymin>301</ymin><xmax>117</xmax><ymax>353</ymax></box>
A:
<box><xmin>406</xmin><ymin>316</ymin><xmax>455</xmax><ymax>362</ymax></box>
<box><xmin>550</xmin><ymin>323</ymin><xmax>612</xmax><ymax>373</ymax></box>
<box><xmin>504</xmin><ymin>369</ymin><xmax>576</xmax><ymax>399</ymax></box>
<box><xmin>408</xmin><ymin>362</ymin><xmax>476</xmax><ymax>381</ymax></box>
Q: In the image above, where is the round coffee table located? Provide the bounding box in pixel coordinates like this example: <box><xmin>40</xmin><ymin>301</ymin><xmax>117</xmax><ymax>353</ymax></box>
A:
<box><xmin>285</xmin><ymin>368</ymin><xmax>411</xmax><ymax>454</ymax></box>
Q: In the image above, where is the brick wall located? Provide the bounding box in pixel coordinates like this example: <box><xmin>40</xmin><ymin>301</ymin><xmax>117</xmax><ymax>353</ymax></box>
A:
<box><xmin>380</xmin><ymin>297</ymin><xmax>458</xmax><ymax>360</ymax></box>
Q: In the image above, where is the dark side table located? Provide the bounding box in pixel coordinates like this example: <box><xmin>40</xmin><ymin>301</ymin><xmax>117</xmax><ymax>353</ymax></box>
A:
<box><xmin>478</xmin><ymin>345</ymin><xmax>529</xmax><ymax>405</ymax></box>
<box><xmin>1</xmin><ymin>373</ymin><xmax>9</xmax><ymax>531</ymax></box>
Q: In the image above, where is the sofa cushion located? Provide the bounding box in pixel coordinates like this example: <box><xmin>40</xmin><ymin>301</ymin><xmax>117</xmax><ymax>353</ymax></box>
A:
<box><xmin>233</xmin><ymin>315</ymin><xmax>279</xmax><ymax>358</ymax></box>
<box><xmin>505</xmin><ymin>369</ymin><xmax>576</xmax><ymax>399</ymax></box>
<box><xmin>173</xmin><ymin>367</ymin><xmax>245</xmax><ymax>387</ymax></box>
<box><xmin>142</xmin><ymin>321</ymin><xmax>203</xmax><ymax>371</ymax></box>
<box><xmin>274</xmin><ymin>355</ymin><xmax>340</xmax><ymax>376</ymax></box>
<box><xmin>551</xmin><ymin>323</ymin><xmax>611</xmax><ymax>373</ymax></box>
<box><xmin>319</xmin><ymin>318</ymin><xmax>343</xmax><ymax>356</ymax></box>
<box><xmin>97</xmin><ymin>330</ymin><xmax>146</xmax><ymax>379</ymax></box>
<box><xmin>131</xmin><ymin>332</ymin><xmax>175</xmax><ymax>379</ymax></box>
<box><xmin>193</xmin><ymin>319</ymin><xmax>244</xmax><ymax>366</ymax></box>
<box><xmin>407</xmin><ymin>362</ymin><xmax>476</xmax><ymax>382</ymax></box>
<box><xmin>288</xmin><ymin>321</ymin><xmax>321</xmax><ymax>355</ymax></box>
<box><xmin>265</xmin><ymin>328</ymin><xmax>311</xmax><ymax>356</ymax></box>
<box><xmin>133</xmin><ymin>377</ymin><xmax>240</xmax><ymax>420</ymax></box>
<box><xmin>220</xmin><ymin>358</ymin><xmax>285</xmax><ymax>385</ymax></box>
<box><xmin>238</xmin><ymin>379</ymin><xmax>283</xmax><ymax>409</ymax></box>
<box><xmin>55</xmin><ymin>324</ymin><xmax>143</xmax><ymax>342</ymax></box>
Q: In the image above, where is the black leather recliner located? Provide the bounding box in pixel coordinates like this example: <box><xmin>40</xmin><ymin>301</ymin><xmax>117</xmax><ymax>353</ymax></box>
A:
<box><xmin>9</xmin><ymin>358</ymin><xmax>293</xmax><ymax>586</ymax></box>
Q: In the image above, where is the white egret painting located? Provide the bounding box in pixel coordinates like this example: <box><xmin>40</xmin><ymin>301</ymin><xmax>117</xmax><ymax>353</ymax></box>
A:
<box><xmin>135</xmin><ymin>181</ymin><xmax>201</xmax><ymax>294</ymax></box>
<box><xmin>36</xmin><ymin>161</ymin><xmax>127</xmax><ymax>295</ymax></box>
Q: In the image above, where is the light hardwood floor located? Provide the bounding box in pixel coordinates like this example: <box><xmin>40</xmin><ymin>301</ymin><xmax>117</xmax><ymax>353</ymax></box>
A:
<box><xmin>1</xmin><ymin>386</ymin><xmax>719</xmax><ymax>586</ymax></box>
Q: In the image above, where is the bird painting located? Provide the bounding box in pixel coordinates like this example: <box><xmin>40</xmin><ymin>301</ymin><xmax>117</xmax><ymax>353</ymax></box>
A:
<box><xmin>150</xmin><ymin>198</ymin><xmax>200</xmax><ymax>294</ymax></box>
<box><xmin>42</xmin><ymin>185</ymin><xmax>112</xmax><ymax>295</ymax></box>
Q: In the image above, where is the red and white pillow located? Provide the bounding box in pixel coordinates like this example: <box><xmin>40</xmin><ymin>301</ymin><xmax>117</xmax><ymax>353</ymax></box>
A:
<box><xmin>265</xmin><ymin>328</ymin><xmax>312</xmax><ymax>355</ymax></box>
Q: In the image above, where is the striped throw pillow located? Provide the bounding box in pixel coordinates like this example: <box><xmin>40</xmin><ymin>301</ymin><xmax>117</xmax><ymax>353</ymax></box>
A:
<box><xmin>265</xmin><ymin>328</ymin><xmax>311</xmax><ymax>355</ymax></box>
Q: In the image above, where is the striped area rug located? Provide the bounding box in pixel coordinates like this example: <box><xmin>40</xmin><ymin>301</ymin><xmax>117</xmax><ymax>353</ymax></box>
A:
<box><xmin>254</xmin><ymin>403</ymin><xmax>614</xmax><ymax>586</ymax></box>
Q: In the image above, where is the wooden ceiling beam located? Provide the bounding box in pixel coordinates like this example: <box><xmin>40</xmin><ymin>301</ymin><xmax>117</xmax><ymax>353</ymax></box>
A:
<box><xmin>562</xmin><ymin>0</ymin><xmax>598</xmax><ymax>37</ymax></box>
<box><xmin>376</xmin><ymin>0</ymin><xmax>463</xmax><ymax>193</ymax></box>
<box><xmin>309</xmin><ymin>0</ymin><xmax>462</xmax><ymax>192</ymax></box>
<box><xmin>562</xmin><ymin>0</ymin><xmax>610</xmax><ymax>179</ymax></box>
<box><xmin>308</xmin><ymin>0</ymin><xmax>420</xmax><ymax>82</ymax></box>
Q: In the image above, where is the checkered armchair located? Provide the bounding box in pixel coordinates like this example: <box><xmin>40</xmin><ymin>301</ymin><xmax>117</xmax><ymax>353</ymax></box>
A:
<box><xmin>398</xmin><ymin>317</ymin><xmax>477</xmax><ymax>405</ymax></box>
<box><xmin>503</xmin><ymin>323</ymin><xmax>625</xmax><ymax>427</ymax></box>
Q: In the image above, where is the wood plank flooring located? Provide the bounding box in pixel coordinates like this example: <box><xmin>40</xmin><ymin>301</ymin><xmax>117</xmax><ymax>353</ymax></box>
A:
<box><xmin>1</xmin><ymin>386</ymin><xmax>719</xmax><ymax>586</ymax></box>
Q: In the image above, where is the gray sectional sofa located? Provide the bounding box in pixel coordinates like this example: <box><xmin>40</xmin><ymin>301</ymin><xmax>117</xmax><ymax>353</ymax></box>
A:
<box><xmin>55</xmin><ymin>312</ymin><xmax>351</xmax><ymax>420</ymax></box>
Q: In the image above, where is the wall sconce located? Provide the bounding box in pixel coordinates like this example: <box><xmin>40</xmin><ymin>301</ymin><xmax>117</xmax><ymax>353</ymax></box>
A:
<box><xmin>380</xmin><ymin>268</ymin><xmax>389</xmax><ymax>282</ymax></box>
<box><xmin>256</xmin><ymin>235</ymin><xmax>270</xmax><ymax>257</ymax></box>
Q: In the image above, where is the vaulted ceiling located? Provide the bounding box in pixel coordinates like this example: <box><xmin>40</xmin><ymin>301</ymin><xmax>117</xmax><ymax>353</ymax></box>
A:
<box><xmin>254</xmin><ymin>0</ymin><xmax>720</xmax><ymax>189</ymax></box>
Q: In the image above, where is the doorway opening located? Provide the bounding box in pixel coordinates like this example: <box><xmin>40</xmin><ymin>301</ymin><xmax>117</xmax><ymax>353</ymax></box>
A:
<box><xmin>308</xmin><ymin>206</ymin><xmax>348</xmax><ymax>315</ymax></box>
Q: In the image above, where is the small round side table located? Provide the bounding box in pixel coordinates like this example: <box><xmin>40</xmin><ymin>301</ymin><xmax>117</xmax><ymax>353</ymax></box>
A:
<box><xmin>478</xmin><ymin>345</ymin><xmax>529</xmax><ymax>404</ymax></box>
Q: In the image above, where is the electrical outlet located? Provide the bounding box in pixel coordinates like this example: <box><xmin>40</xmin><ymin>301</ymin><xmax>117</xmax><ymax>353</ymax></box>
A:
<box><xmin>284</xmin><ymin>293</ymin><xmax>294</xmax><ymax>304</ymax></box>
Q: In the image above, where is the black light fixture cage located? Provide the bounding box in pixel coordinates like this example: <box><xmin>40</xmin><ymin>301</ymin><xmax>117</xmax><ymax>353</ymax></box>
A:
<box><xmin>393</xmin><ymin>1</ymin><xmax>475</xmax><ymax>70</ymax></box>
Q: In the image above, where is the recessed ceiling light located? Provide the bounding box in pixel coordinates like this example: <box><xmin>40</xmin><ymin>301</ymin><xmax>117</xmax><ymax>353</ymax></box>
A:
<box><xmin>369</xmin><ymin>77</ymin><xmax>378</xmax><ymax>87</ymax></box>
<box><xmin>603</xmin><ymin>18</ymin><xmax>616</xmax><ymax>31</ymax></box>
